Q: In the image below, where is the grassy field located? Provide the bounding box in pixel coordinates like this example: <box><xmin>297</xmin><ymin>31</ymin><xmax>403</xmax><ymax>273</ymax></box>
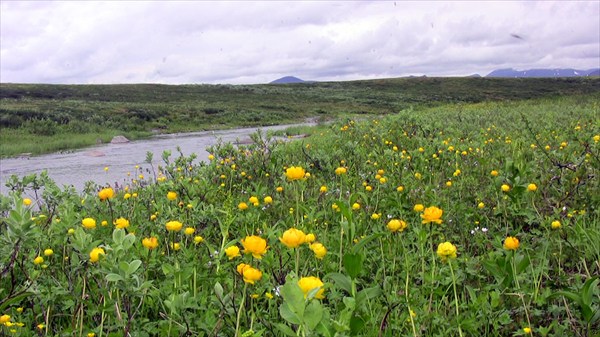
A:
<box><xmin>0</xmin><ymin>92</ymin><xmax>598</xmax><ymax>336</ymax></box>
<box><xmin>1</xmin><ymin>77</ymin><xmax>599</xmax><ymax>157</ymax></box>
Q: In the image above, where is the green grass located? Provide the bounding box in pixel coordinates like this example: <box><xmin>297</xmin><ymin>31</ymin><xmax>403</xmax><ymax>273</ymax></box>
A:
<box><xmin>1</xmin><ymin>77</ymin><xmax>599</xmax><ymax>157</ymax></box>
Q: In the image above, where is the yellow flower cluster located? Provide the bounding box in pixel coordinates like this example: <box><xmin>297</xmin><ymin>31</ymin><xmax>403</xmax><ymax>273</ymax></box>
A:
<box><xmin>436</xmin><ymin>242</ymin><xmax>457</xmax><ymax>261</ymax></box>
<box><xmin>241</xmin><ymin>235</ymin><xmax>268</xmax><ymax>259</ymax></box>
<box><xmin>298</xmin><ymin>276</ymin><xmax>325</xmax><ymax>299</ymax></box>
<box><xmin>285</xmin><ymin>166</ymin><xmax>306</xmax><ymax>181</ymax></box>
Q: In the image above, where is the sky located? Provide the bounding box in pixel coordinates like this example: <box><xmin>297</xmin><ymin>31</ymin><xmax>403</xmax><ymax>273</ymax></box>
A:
<box><xmin>1</xmin><ymin>1</ymin><xmax>599</xmax><ymax>85</ymax></box>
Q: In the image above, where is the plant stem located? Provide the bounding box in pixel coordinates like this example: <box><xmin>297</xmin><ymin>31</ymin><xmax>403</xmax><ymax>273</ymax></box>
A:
<box><xmin>235</xmin><ymin>283</ymin><xmax>248</xmax><ymax>337</ymax></box>
<box><xmin>448</xmin><ymin>261</ymin><xmax>464</xmax><ymax>337</ymax></box>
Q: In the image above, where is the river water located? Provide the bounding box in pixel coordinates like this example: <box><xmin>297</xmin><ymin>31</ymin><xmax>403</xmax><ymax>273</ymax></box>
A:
<box><xmin>0</xmin><ymin>123</ymin><xmax>310</xmax><ymax>194</ymax></box>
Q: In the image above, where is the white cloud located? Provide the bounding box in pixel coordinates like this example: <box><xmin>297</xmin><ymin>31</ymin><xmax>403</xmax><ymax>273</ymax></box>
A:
<box><xmin>1</xmin><ymin>1</ymin><xmax>598</xmax><ymax>84</ymax></box>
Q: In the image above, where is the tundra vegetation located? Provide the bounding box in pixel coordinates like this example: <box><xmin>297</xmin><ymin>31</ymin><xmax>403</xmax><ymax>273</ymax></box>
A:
<box><xmin>0</xmin><ymin>78</ymin><xmax>599</xmax><ymax>336</ymax></box>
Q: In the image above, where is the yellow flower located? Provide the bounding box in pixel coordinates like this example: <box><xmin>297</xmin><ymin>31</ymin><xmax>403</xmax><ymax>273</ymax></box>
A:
<box><xmin>208</xmin><ymin>154</ymin><xmax>215</xmax><ymax>160</ymax></box>
<box><xmin>16</xmin><ymin>308</ymin><xmax>23</xmax><ymax>313</ymax></box>
<box><xmin>453</xmin><ymin>169</ymin><xmax>461</xmax><ymax>177</ymax></box>
<box><xmin>490</xmin><ymin>170</ymin><xmax>499</xmax><ymax>177</ymax></box>
<box><xmin>276</xmin><ymin>186</ymin><xmax>284</xmax><ymax>193</ymax></box>
<box><xmin>101</xmin><ymin>220</ymin><xmax>108</xmax><ymax>226</ymax></box>
<box><xmin>98</xmin><ymin>187</ymin><xmax>114</xmax><ymax>201</ymax></box>
<box><xmin>89</xmin><ymin>247</ymin><xmax>105</xmax><ymax>263</ymax></box>
<box><xmin>309</xmin><ymin>243</ymin><xmax>327</xmax><ymax>259</ymax></box>
<box><xmin>371</xmin><ymin>213</ymin><xmax>380</xmax><ymax>220</ymax></box>
<box><xmin>167</xmin><ymin>191</ymin><xmax>177</xmax><ymax>200</ymax></box>
<box><xmin>44</xmin><ymin>249</ymin><xmax>53</xmax><ymax>256</ymax></box>
<box><xmin>421</xmin><ymin>206</ymin><xmax>443</xmax><ymax>224</ymax></box>
<box><xmin>285</xmin><ymin>166</ymin><xmax>306</xmax><ymax>181</ymax></box>
<box><xmin>37</xmin><ymin>323</ymin><xmax>45</xmax><ymax>330</ymax></box>
<box><xmin>264</xmin><ymin>196</ymin><xmax>273</xmax><ymax>204</ymax></box>
<box><xmin>445</xmin><ymin>181</ymin><xmax>452</xmax><ymax>187</ymax></box>
<box><xmin>142</xmin><ymin>237</ymin><xmax>159</xmax><ymax>250</ymax></box>
<box><xmin>88</xmin><ymin>333</ymin><xmax>96</xmax><ymax>337</ymax></box>
<box><xmin>238</xmin><ymin>202</ymin><xmax>248</xmax><ymax>210</ymax></box>
<box><xmin>114</xmin><ymin>217</ymin><xmax>130</xmax><ymax>229</ymax></box>
<box><xmin>194</xmin><ymin>236</ymin><xmax>204</xmax><ymax>244</ymax></box>
<box><xmin>280</xmin><ymin>228</ymin><xmax>306</xmax><ymax>248</ymax></box>
<box><xmin>23</xmin><ymin>198</ymin><xmax>32</xmax><ymax>206</ymax></box>
<box><xmin>503</xmin><ymin>236</ymin><xmax>520</xmax><ymax>250</ymax></box>
<box><xmin>501</xmin><ymin>184</ymin><xmax>511</xmax><ymax>192</ymax></box>
<box><xmin>305</xmin><ymin>233</ymin><xmax>316</xmax><ymax>243</ymax></box>
<box><xmin>242</xmin><ymin>266</ymin><xmax>263</xmax><ymax>284</ymax></box>
<box><xmin>68</xmin><ymin>228</ymin><xmax>75</xmax><ymax>235</ymax></box>
<box><xmin>414</xmin><ymin>172</ymin><xmax>422</xmax><ymax>179</ymax></box>
<box><xmin>82</xmin><ymin>218</ymin><xmax>97</xmax><ymax>229</ymax></box>
<box><xmin>150</xmin><ymin>214</ymin><xmax>157</xmax><ymax>221</ymax></box>
<box><xmin>335</xmin><ymin>167</ymin><xmax>347</xmax><ymax>175</ymax></box>
<box><xmin>527</xmin><ymin>183</ymin><xmax>537</xmax><ymax>192</ymax></box>
<box><xmin>436</xmin><ymin>241</ymin><xmax>457</xmax><ymax>261</ymax></box>
<box><xmin>33</xmin><ymin>256</ymin><xmax>44</xmax><ymax>265</ymax></box>
<box><xmin>551</xmin><ymin>220</ymin><xmax>561</xmax><ymax>229</ymax></box>
<box><xmin>236</xmin><ymin>263</ymin><xmax>250</xmax><ymax>276</ymax></box>
<box><xmin>249</xmin><ymin>196</ymin><xmax>259</xmax><ymax>206</ymax></box>
<box><xmin>352</xmin><ymin>203</ymin><xmax>361</xmax><ymax>210</ymax></box>
<box><xmin>523</xmin><ymin>327</ymin><xmax>532</xmax><ymax>334</ymax></box>
<box><xmin>365</xmin><ymin>185</ymin><xmax>373</xmax><ymax>191</ymax></box>
<box><xmin>165</xmin><ymin>220</ymin><xmax>183</xmax><ymax>232</ymax></box>
<box><xmin>594</xmin><ymin>135</ymin><xmax>600</xmax><ymax>143</ymax></box>
<box><xmin>320</xmin><ymin>185</ymin><xmax>328</xmax><ymax>193</ymax></box>
<box><xmin>0</xmin><ymin>314</ymin><xmax>10</xmax><ymax>324</ymax></box>
<box><xmin>225</xmin><ymin>245</ymin><xmax>241</xmax><ymax>260</ymax></box>
<box><xmin>387</xmin><ymin>219</ymin><xmax>407</xmax><ymax>232</ymax></box>
<box><xmin>298</xmin><ymin>276</ymin><xmax>325</xmax><ymax>299</ymax></box>
<box><xmin>123</xmin><ymin>193</ymin><xmax>131</xmax><ymax>199</ymax></box>
<box><xmin>265</xmin><ymin>292</ymin><xmax>274</xmax><ymax>299</ymax></box>
<box><xmin>413</xmin><ymin>204</ymin><xmax>424</xmax><ymax>212</ymax></box>
<box><xmin>241</xmin><ymin>235</ymin><xmax>268</xmax><ymax>259</ymax></box>
<box><xmin>184</xmin><ymin>227</ymin><xmax>195</xmax><ymax>235</ymax></box>
<box><xmin>478</xmin><ymin>202</ymin><xmax>485</xmax><ymax>209</ymax></box>
<box><xmin>396</xmin><ymin>185</ymin><xmax>404</xmax><ymax>192</ymax></box>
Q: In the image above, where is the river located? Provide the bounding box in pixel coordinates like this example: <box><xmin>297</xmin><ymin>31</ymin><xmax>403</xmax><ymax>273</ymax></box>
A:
<box><xmin>0</xmin><ymin>123</ymin><xmax>311</xmax><ymax>194</ymax></box>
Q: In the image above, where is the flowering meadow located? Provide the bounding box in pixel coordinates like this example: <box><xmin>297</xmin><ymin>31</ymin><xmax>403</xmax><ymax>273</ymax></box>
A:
<box><xmin>1</xmin><ymin>95</ymin><xmax>599</xmax><ymax>336</ymax></box>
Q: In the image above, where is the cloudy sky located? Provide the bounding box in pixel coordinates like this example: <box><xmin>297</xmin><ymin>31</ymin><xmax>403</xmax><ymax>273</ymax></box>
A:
<box><xmin>1</xmin><ymin>1</ymin><xmax>599</xmax><ymax>84</ymax></box>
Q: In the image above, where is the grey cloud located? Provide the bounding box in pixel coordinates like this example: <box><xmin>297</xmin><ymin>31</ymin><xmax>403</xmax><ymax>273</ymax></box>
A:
<box><xmin>1</xmin><ymin>1</ymin><xmax>598</xmax><ymax>84</ymax></box>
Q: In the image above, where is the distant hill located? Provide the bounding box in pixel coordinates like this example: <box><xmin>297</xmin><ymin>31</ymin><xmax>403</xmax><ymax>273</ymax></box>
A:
<box><xmin>486</xmin><ymin>68</ymin><xmax>599</xmax><ymax>78</ymax></box>
<box><xmin>270</xmin><ymin>76</ymin><xmax>306</xmax><ymax>84</ymax></box>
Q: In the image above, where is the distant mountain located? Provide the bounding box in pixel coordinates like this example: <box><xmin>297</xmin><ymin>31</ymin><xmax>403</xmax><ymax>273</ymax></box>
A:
<box><xmin>486</xmin><ymin>68</ymin><xmax>599</xmax><ymax>78</ymax></box>
<box><xmin>270</xmin><ymin>76</ymin><xmax>306</xmax><ymax>84</ymax></box>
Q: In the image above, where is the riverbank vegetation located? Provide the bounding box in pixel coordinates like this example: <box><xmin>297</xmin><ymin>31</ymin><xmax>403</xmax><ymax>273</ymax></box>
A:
<box><xmin>1</xmin><ymin>77</ymin><xmax>599</xmax><ymax>157</ymax></box>
<box><xmin>1</xmin><ymin>94</ymin><xmax>598</xmax><ymax>336</ymax></box>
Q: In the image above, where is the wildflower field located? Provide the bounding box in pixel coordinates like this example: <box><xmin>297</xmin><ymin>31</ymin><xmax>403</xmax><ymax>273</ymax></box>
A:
<box><xmin>1</xmin><ymin>95</ymin><xmax>599</xmax><ymax>336</ymax></box>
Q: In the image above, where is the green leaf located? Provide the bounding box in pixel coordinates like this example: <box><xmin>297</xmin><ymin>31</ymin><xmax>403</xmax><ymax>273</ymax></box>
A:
<box><xmin>343</xmin><ymin>253</ymin><xmax>363</xmax><ymax>279</ymax></box>
<box><xmin>113</xmin><ymin>229</ymin><xmax>125</xmax><ymax>245</ymax></box>
<box><xmin>280</xmin><ymin>281</ymin><xmax>305</xmax><ymax>317</ymax></box>
<box><xmin>325</xmin><ymin>273</ymin><xmax>353</xmax><ymax>294</ymax></box>
<box><xmin>128</xmin><ymin>260</ymin><xmax>142</xmax><ymax>274</ymax></box>
<box><xmin>274</xmin><ymin>323</ymin><xmax>297</xmax><ymax>337</ymax></box>
<box><xmin>106</xmin><ymin>273</ymin><xmax>124</xmax><ymax>282</ymax></box>
<box><xmin>214</xmin><ymin>282</ymin><xmax>224</xmax><ymax>300</ymax></box>
<box><xmin>349</xmin><ymin>315</ymin><xmax>366</xmax><ymax>334</ymax></box>
<box><xmin>119</xmin><ymin>261</ymin><xmax>130</xmax><ymax>274</ymax></box>
<box><xmin>279</xmin><ymin>302</ymin><xmax>303</xmax><ymax>325</ymax></box>
<box><xmin>351</xmin><ymin>232</ymin><xmax>383</xmax><ymax>254</ymax></box>
<box><xmin>356</xmin><ymin>286</ymin><xmax>381</xmax><ymax>308</ymax></box>
<box><xmin>304</xmin><ymin>300</ymin><xmax>324</xmax><ymax>330</ymax></box>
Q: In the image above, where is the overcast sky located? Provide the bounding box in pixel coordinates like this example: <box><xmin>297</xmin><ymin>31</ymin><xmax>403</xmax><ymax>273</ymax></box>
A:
<box><xmin>1</xmin><ymin>1</ymin><xmax>599</xmax><ymax>84</ymax></box>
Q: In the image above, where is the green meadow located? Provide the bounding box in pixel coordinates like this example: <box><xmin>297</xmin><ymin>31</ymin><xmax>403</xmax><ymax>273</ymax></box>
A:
<box><xmin>0</xmin><ymin>78</ymin><xmax>599</xmax><ymax>336</ymax></box>
<box><xmin>1</xmin><ymin>77</ymin><xmax>598</xmax><ymax>157</ymax></box>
